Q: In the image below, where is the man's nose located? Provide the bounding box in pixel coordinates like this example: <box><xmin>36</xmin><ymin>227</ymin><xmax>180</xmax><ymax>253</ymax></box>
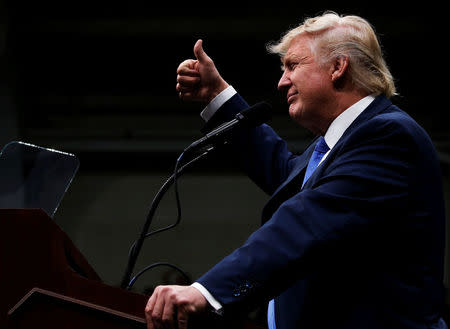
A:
<box><xmin>278</xmin><ymin>71</ymin><xmax>290</xmax><ymax>91</ymax></box>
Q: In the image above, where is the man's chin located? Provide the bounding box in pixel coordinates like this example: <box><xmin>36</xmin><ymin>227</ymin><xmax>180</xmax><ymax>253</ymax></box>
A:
<box><xmin>288</xmin><ymin>104</ymin><xmax>301</xmax><ymax>120</ymax></box>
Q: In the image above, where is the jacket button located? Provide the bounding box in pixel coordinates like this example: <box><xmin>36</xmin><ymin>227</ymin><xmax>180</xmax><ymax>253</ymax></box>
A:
<box><xmin>240</xmin><ymin>286</ymin><xmax>248</xmax><ymax>294</ymax></box>
<box><xmin>241</xmin><ymin>282</ymin><xmax>253</xmax><ymax>293</ymax></box>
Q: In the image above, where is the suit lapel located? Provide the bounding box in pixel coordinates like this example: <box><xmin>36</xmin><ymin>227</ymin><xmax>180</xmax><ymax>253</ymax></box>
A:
<box><xmin>301</xmin><ymin>95</ymin><xmax>393</xmax><ymax>189</ymax></box>
<box><xmin>261</xmin><ymin>140</ymin><xmax>316</xmax><ymax>223</ymax></box>
<box><xmin>261</xmin><ymin>95</ymin><xmax>392</xmax><ymax>223</ymax></box>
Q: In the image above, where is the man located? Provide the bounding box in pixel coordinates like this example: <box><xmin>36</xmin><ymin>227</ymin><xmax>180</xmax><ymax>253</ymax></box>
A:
<box><xmin>145</xmin><ymin>12</ymin><xmax>447</xmax><ymax>329</ymax></box>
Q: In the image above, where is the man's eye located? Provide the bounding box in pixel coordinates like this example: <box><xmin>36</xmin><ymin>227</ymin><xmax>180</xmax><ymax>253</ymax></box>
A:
<box><xmin>288</xmin><ymin>63</ymin><xmax>298</xmax><ymax>70</ymax></box>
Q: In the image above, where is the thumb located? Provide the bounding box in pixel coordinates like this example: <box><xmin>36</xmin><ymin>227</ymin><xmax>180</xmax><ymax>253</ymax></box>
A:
<box><xmin>193</xmin><ymin>39</ymin><xmax>209</xmax><ymax>63</ymax></box>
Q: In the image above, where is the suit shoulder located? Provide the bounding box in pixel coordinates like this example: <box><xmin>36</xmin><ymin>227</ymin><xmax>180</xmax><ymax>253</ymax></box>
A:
<box><xmin>359</xmin><ymin>104</ymin><xmax>433</xmax><ymax>147</ymax></box>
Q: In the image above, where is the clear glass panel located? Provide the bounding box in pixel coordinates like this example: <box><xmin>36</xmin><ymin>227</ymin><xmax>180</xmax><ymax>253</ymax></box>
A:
<box><xmin>0</xmin><ymin>141</ymin><xmax>79</xmax><ymax>217</ymax></box>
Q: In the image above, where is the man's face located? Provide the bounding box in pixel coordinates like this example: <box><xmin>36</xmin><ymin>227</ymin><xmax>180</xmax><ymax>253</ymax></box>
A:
<box><xmin>278</xmin><ymin>34</ymin><xmax>334</xmax><ymax>134</ymax></box>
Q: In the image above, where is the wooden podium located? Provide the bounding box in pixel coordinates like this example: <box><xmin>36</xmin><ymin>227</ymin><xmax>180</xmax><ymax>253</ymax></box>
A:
<box><xmin>1</xmin><ymin>209</ymin><xmax>262</xmax><ymax>329</ymax></box>
<box><xmin>1</xmin><ymin>208</ymin><xmax>150</xmax><ymax>328</ymax></box>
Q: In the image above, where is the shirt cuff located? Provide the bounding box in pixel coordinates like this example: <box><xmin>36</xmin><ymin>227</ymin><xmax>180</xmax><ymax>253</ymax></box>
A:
<box><xmin>191</xmin><ymin>282</ymin><xmax>223</xmax><ymax>314</ymax></box>
<box><xmin>200</xmin><ymin>85</ymin><xmax>237</xmax><ymax>122</ymax></box>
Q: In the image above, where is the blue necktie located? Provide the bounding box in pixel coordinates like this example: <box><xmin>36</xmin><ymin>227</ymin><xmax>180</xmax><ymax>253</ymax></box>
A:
<box><xmin>267</xmin><ymin>136</ymin><xmax>329</xmax><ymax>329</ymax></box>
<box><xmin>302</xmin><ymin>136</ymin><xmax>330</xmax><ymax>187</ymax></box>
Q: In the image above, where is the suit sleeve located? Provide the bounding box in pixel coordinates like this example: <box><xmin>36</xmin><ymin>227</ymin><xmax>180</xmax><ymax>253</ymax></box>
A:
<box><xmin>206</xmin><ymin>93</ymin><xmax>298</xmax><ymax>195</ymax></box>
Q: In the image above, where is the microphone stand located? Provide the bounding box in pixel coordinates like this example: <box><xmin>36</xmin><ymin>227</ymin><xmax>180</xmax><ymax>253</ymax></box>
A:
<box><xmin>120</xmin><ymin>102</ymin><xmax>272</xmax><ymax>290</ymax></box>
<box><xmin>120</xmin><ymin>145</ymin><xmax>217</xmax><ymax>290</ymax></box>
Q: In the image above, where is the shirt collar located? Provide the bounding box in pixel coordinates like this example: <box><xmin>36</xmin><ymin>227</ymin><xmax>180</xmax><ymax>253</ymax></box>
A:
<box><xmin>324</xmin><ymin>95</ymin><xmax>376</xmax><ymax>150</ymax></box>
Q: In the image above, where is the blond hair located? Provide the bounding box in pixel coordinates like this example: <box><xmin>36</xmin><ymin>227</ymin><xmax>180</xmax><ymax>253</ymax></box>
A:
<box><xmin>268</xmin><ymin>12</ymin><xmax>397</xmax><ymax>98</ymax></box>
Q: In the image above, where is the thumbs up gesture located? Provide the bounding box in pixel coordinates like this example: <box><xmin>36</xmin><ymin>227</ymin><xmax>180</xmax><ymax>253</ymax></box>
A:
<box><xmin>176</xmin><ymin>39</ymin><xmax>229</xmax><ymax>103</ymax></box>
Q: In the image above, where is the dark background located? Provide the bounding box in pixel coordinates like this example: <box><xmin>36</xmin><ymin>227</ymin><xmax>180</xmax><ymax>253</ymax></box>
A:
<box><xmin>2</xmin><ymin>1</ymin><xmax>447</xmax><ymax>164</ymax></box>
<box><xmin>1</xmin><ymin>0</ymin><xmax>448</xmax><ymax>323</ymax></box>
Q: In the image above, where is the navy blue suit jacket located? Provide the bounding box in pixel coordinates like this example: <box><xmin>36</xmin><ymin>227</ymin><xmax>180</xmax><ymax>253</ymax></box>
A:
<box><xmin>197</xmin><ymin>94</ymin><xmax>446</xmax><ymax>329</ymax></box>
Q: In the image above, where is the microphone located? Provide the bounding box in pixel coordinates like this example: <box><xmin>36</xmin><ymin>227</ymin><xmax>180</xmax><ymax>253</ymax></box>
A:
<box><xmin>184</xmin><ymin>101</ymin><xmax>272</xmax><ymax>155</ymax></box>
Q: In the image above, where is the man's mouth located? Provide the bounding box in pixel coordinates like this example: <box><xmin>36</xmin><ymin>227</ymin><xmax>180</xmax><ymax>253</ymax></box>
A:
<box><xmin>287</xmin><ymin>92</ymin><xmax>298</xmax><ymax>104</ymax></box>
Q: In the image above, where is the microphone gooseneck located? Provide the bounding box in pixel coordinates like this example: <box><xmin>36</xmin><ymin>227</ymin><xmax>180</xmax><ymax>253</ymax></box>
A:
<box><xmin>120</xmin><ymin>102</ymin><xmax>271</xmax><ymax>290</ymax></box>
<box><xmin>183</xmin><ymin>101</ymin><xmax>272</xmax><ymax>156</ymax></box>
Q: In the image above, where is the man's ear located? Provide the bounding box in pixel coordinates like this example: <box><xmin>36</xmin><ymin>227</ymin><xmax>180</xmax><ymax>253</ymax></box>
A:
<box><xmin>331</xmin><ymin>56</ymin><xmax>349</xmax><ymax>83</ymax></box>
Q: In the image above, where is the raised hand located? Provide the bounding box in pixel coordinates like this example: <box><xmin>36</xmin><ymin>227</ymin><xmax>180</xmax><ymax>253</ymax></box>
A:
<box><xmin>176</xmin><ymin>39</ymin><xmax>229</xmax><ymax>103</ymax></box>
